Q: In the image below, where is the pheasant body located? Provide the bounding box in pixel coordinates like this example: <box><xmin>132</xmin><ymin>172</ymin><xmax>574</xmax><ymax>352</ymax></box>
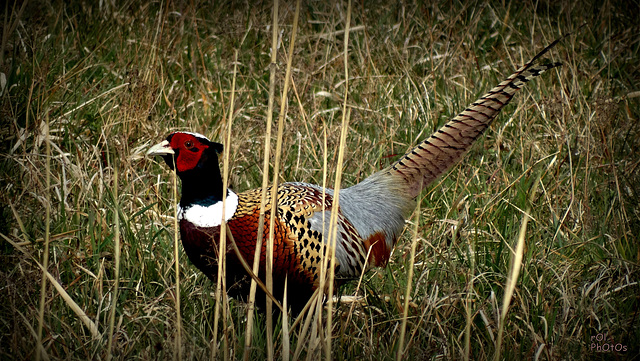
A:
<box><xmin>174</xmin><ymin>181</ymin><xmax>405</xmax><ymax>312</ymax></box>
<box><xmin>148</xmin><ymin>42</ymin><xmax>562</xmax><ymax>313</ymax></box>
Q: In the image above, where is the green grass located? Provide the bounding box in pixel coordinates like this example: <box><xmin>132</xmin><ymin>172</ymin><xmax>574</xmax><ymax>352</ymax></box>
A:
<box><xmin>1</xmin><ymin>0</ymin><xmax>639</xmax><ymax>360</ymax></box>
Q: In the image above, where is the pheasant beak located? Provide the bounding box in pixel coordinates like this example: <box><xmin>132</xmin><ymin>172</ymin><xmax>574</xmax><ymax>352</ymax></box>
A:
<box><xmin>146</xmin><ymin>140</ymin><xmax>175</xmax><ymax>157</ymax></box>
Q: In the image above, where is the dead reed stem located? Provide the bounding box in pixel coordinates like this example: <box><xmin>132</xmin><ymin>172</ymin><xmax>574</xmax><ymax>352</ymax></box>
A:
<box><xmin>171</xmin><ymin>156</ymin><xmax>182</xmax><ymax>360</ymax></box>
<box><xmin>106</xmin><ymin>165</ymin><xmax>120</xmax><ymax>361</ymax></box>
<box><xmin>35</xmin><ymin>114</ymin><xmax>51</xmax><ymax>361</ymax></box>
<box><xmin>493</xmin><ymin>175</ymin><xmax>540</xmax><ymax>360</ymax></box>
<box><xmin>265</xmin><ymin>1</ymin><xmax>301</xmax><ymax>357</ymax></box>
<box><xmin>214</xmin><ymin>49</ymin><xmax>239</xmax><ymax>361</ymax></box>
<box><xmin>396</xmin><ymin>192</ymin><xmax>421</xmax><ymax>360</ymax></box>
<box><xmin>243</xmin><ymin>1</ymin><xmax>280</xmax><ymax>359</ymax></box>
<box><xmin>325</xmin><ymin>2</ymin><xmax>352</xmax><ymax>357</ymax></box>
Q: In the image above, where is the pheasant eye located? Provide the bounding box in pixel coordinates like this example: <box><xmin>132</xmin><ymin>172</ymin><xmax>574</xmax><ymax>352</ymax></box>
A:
<box><xmin>184</xmin><ymin>140</ymin><xmax>194</xmax><ymax>149</ymax></box>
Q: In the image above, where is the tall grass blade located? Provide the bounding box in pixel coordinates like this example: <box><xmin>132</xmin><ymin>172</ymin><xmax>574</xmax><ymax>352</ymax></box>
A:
<box><xmin>106</xmin><ymin>165</ymin><xmax>120</xmax><ymax>360</ymax></box>
<box><xmin>493</xmin><ymin>176</ymin><xmax>540</xmax><ymax>360</ymax></box>
<box><xmin>172</xmin><ymin>159</ymin><xmax>182</xmax><ymax>360</ymax></box>
<box><xmin>325</xmin><ymin>1</ymin><xmax>352</xmax><ymax>358</ymax></box>
<box><xmin>35</xmin><ymin>114</ymin><xmax>51</xmax><ymax>361</ymax></box>
<box><xmin>217</xmin><ymin>48</ymin><xmax>239</xmax><ymax>361</ymax></box>
<box><xmin>282</xmin><ymin>276</ymin><xmax>289</xmax><ymax>361</ymax></box>
<box><xmin>243</xmin><ymin>2</ymin><xmax>280</xmax><ymax>359</ymax></box>
<box><xmin>265</xmin><ymin>0</ymin><xmax>281</xmax><ymax>356</ymax></box>
<box><xmin>396</xmin><ymin>190</ymin><xmax>421</xmax><ymax>360</ymax></box>
<box><xmin>266</xmin><ymin>1</ymin><xmax>301</xmax><ymax>358</ymax></box>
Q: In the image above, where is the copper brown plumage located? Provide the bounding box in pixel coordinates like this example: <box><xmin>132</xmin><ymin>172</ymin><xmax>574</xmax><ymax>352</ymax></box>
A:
<box><xmin>147</xmin><ymin>41</ymin><xmax>562</xmax><ymax>314</ymax></box>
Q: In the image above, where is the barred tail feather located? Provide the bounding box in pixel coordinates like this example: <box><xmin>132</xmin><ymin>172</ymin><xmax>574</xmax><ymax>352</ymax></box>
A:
<box><xmin>389</xmin><ymin>46</ymin><xmax>561</xmax><ymax>198</ymax></box>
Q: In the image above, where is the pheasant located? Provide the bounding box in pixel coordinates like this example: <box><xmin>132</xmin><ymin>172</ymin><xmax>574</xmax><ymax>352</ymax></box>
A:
<box><xmin>147</xmin><ymin>41</ymin><xmax>561</xmax><ymax>314</ymax></box>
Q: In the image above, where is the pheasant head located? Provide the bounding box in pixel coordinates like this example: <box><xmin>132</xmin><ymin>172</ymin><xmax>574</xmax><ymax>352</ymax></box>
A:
<box><xmin>147</xmin><ymin>132</ymin><xmax>223</xmax><ymax>173</ymax></box>
<box><xmin>147</xmin><ymin>132</ymin><xmax>227</xmax><ymax>207</ymax></box>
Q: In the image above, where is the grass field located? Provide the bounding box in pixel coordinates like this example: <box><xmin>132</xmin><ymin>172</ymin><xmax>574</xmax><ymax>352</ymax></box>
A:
<box><xmin>1</xmin><ymin>1</ymin><xmax>639</xmax><ymax>360</ymax></box>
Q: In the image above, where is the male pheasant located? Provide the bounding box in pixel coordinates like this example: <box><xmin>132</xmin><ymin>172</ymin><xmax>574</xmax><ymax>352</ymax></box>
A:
<box><xmin>148</xmin><ymin>42</ymin><xmax>561</xmax><ymax>314</ymax></box>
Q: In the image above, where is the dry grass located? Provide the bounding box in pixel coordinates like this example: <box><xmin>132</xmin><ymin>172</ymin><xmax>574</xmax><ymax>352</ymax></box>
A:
<box><xmin>1</xmin><ymin>1</ymin><xmax>639</xmax><ymax>360</ymax></box>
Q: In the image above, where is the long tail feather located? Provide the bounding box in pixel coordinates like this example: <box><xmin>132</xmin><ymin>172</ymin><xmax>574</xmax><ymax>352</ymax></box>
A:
<box><xmin>390</xmin><ymin>43</ymin><xmax>562</xmax><ymax>198</ymax></box>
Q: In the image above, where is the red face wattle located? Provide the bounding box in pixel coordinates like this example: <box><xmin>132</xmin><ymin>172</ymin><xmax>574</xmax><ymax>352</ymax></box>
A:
<box><xmin>147</xmin><ymin>131</ymin><xmax>223</xmax><ymax>175</ymax></box>
<box><xmin>167</xmin><ymin>132</ymin><xmax>210</xmax><ymax>173</ymax></box>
